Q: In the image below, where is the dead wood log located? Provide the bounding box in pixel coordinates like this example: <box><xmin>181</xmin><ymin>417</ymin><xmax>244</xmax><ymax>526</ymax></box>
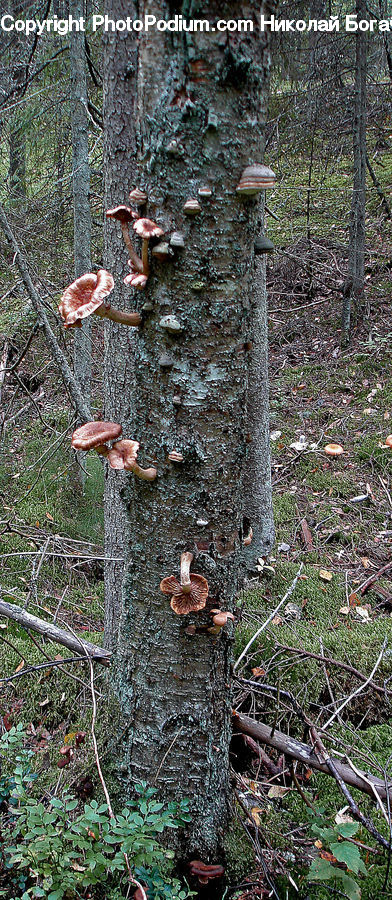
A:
<box><xmin>233</xmin><ymin>711</ymin><xmax>392</xmax><ymax>803</ymax></box>
<box><xmin>0</xmin><ymin>598</ymin><xmax>111</xmax><ymax>665</ymax></box>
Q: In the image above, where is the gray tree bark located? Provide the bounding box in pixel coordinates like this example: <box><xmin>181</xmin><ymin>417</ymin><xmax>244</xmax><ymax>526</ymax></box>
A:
<box><xmin>104</xmin><ymin>0</ymin><xmax>272</xmax><ymax>860</ymax></box>
<box><xmin>69</xmin><ymin>0</ymin><xmax>92</xmax><ymax>490</ymax></box>
<box><xmin>342</xmin><ymin>0</ymin><xmax>367</xmax><ymax>346</ymax></box>
<box><xmin>103</xmin><ymin>0</ymin><xmax>138</xmax><ymax>650</ymax></box>
<box><xmin>242</xmin><ymin>199</ymin><xmax>274</xmax><ymax>569</ymax></box>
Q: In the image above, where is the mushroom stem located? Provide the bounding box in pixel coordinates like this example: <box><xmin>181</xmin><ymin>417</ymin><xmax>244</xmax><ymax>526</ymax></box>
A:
<box><xmin>142</xmin><ymin>239</ymin><xmax>150</xmax><ymax>276</ymax></box>
<box><xmin>95</xmin><ymin>306</ymin><xmax>142</xmax><ymax>327</ymax></box>
<box><xmin>180</xmin><ymin>552</ymin><xmax>194</xmax><ymax>594</ymax></box>
<box><xmin>120</xmin><ymin>222</ymin><xmax>144</xmax><ymax>273</ymax></box>
<box><xmin>95</xmin><ymin>444</ymin><xmax>109</xmax><ymax>457</ymax></box>
<box><xmin>128</xmin><ymin>461</ymin><xmax>157</xmax><ymax>481</ymax></box>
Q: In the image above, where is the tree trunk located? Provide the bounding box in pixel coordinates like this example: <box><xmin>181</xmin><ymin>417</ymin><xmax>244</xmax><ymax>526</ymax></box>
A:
<box><xmin>69</xmin><ymin>0</ymin><xmax>92</xmax><ymax>489</ymax></box>
<box><xmin>242</xmin><ymin>199</ymin><xmax>274</xmax><ymax>569</ymax></box>
<box><xmin>104</xmin><ymin>1</ymin><xmax>272</xmax><ymax>860</ymax></box>
<box><xmin>342</xmin><ymin>0</ymin><xmax>367</xmax><ymax>346</ymax></box>
<box><xmin>103</xmin><ymin>0</ymin><xmax>138</xmax><ymax>650</ymax></box>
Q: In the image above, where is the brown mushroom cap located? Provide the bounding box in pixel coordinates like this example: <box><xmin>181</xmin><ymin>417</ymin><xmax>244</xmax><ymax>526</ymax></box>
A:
<box><xmin>133</xmin><ymin>218</ymin><xmax>164</xmax><ymax>239</ymax></box>
<box><xmin>106</xmin><ymin>205</ymin><xmax>137</xmax><ymax>223</ymax></box>
<box><xmin>183</xmin><ymin>199</ymin><xmax>201</xmax><ymax>215</ymax></box>
<box><xmin>189</xmin><ymin>861</ymin><xmax>225</xmax><ymax>885</ymax></box>
<box><xmin>59</xmin><ymin>270</ymin><xmax>114</xmax><ymax>328</ymax></box>
<box><xmin>385</xmin><ymin>435</ymin><xmax>392</xmax><ymax>447</ymax></box>
<box><xmin>71</xmin><ymin>421</ymin><xmax>122</xmax><ymax>450</ymax></box>
<box><xmin>324</xmin><ymin>443</ymin><xmax>344</xmax><ymax>457</ymax></box>
<box><xmin>212</xmin><ymin>611</ymin><xmax>235</xmax><ymax>627</ymax></box>
<box><xmin>160</xmin><ymin>574</ymin><xmax>209</xmax><ymax>615</ymax></box>
<box><xmin>123</xmin><ymin>272</ymin><xmax>148</xmax><ymax>289</ymax></box>
<box><xmin>107</xmin><ymin>439</ymin><xmax>140</xmax><ymax>470</ymax></box>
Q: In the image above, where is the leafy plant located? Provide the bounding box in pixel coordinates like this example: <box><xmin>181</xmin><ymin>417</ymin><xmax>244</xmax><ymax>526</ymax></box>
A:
<box><xmin>307</xmin><ymin>805</ymin><xmax>367</xmax><ymax>900</ymax></box>
<box><xmin>0</xmin><ymin>728</ymin><xmax>193</xmax><ymax>900</ymax></box>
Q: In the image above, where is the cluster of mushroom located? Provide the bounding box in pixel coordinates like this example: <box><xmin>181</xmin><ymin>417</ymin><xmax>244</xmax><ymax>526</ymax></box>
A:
<box><xmin>71</xmin><ymin>422</ymin><xmax>157</xmax><ymax>482</ymax></box>
<box><xmin>160</xmin><ymin>552</ymin><xmax>235</xmax><ymax>634</ymax></box>
<box><xmin>106</xmin><ymin>188</ymin><xmax>165</xmax><ymax>290</ymax></box>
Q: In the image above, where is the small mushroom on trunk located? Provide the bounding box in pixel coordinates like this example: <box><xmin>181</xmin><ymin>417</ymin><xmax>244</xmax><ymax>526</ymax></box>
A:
<box><xmin>106</xmin><ymin>206</ymin><xmax>144</xmax><ymax>273</ymax></box>
<box><xmin>59</xmin><ymin>271</ymin><xmax>141</xmax><ymax>328</ymax></box>
<box><xmin>133</xmin><ymin>217</ymin><xmax>165</xmax><ymax>276</ymax></box>
<box><xmin>129</xmin><ymin>187</ymin><xmax>147</xmax><ymax>208</ymax></box>
<box><xmin>160</xmin><ymin>554</ymin><xmax>209</xmax><ymax>615</ymax></box>
<box><xmin>71</xmin><ymin>421</ymin><xmax>122</xmax><ymax>457</ymax></box>
<box><xmin>107</xmin><ymin>439</ymin><xmax>140</xmax><ymax>470</ymax></box>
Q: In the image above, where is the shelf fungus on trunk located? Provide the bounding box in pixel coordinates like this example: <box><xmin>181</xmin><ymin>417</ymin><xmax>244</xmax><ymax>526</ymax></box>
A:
<box><xmin>160</xmin><ymin>552</ymin><xmax>209</xmax><ymax>615</ymax></box>
<box><xmin>236</xmin><ymin>164</ymin><xmax>276</xmax><ymax>197</ymax></box>
<box><xmin>133</xmin><ymin>217</ymin><xmax>165</xmax><ymax>277</ymax></box>
<box><xmin>71</xmin><ymin>421</ymin><xmax>122</xmax><ymax>457</ymax></box>
<box><xmin>59</xmin><ymin>270</ymin><xmax>142</xmax><ymax>328</ymax></box>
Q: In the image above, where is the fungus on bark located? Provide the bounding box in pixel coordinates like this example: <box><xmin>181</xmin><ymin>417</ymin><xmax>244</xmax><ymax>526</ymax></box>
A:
<box><xmin>254</xmin><ymin>234</ymin><xmax>274</xmax><ymax>254</ymax></box>
<box><xmin>133</xmin><ymin>217</ymin><xmax>164</xmax><ymax>276</ymax></box>
<box><xmin>170</xmin><ymin>231</ymin><xmax>185</xmax><ymax>249</ymax></box>
<box><xmin>236</xmin><ymin>164</ymin><xmax>276</xmax><ymax>196</ymax></box>
<box><xmin>159</xmin><ymin>315</ymin><xmax>183</xmax><ymax>334</ymax></box>
<box><xmin>168</xmin><ymin>450</ymin><xmax>184</xmax><ymax>462</ymax></box>
<box><xmin>123</xmin><ymin>269</ymin><xmax>148</xmax><ymax>290</ymax></box>
<box><xmin>129</xmin><ymin>187</ymin><xmax>147</xmax><ymax>208</ymax></box>
<box><xmin>106</xmin><ymin>206</ymin><xmax>144</xmax><ymax>273</ymax></box>
<box><xmin>59</xmin><ymin>271</ymin><xmax>142</xmax><ymax>328</ymax></box>
<box><xmin>212</xmin><ymin>611</ymin><xmax>235</xmax><ymax>627</ymax></box>
<box><xmin>324</xmin><ymin>443</ymin><xmax>344</xmax><ymax>457</ymax></box>
<box><xmin>107</xmin><ymin>439</ymin><xmax>140</xmax><ymax>470</ymax></box>
<box><xmin>152</xmin><ymin>242</ymin><xmax>171</xmax><ymax>261</ymax></box>
<box><xmin>183</xmin><ymin>198</ymin><xmax>201</xmax><ymax>216</ymax></box>
<box><xmin>71</xmin><ymin>421</ymin><xmax>122</xmax><ymax>457</ymax></box>
<box><xmin>188</xmin><ymin>861</ymin><xmax>225</xmax><ymax>885</ymax></box>
<box><xmin>198</xmin><ymin>185</ymin><xmax>212</xmax><ymax>198</ymax></box>
<box><xmin>160</xmin><ymin>552</ymin><xmax>209</xmax><ymax>615</ymax></box>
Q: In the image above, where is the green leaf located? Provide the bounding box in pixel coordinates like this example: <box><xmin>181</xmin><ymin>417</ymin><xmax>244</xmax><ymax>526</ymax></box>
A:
<box><xmin>330</xmin><ymin>841</ymin><xmax>367</xmax><ymax>876</ymax></box>
<box><xmin>335</xmin><ymin>870</ymin><xmax>362</xmax><ymax>900</ymax></box>
<box><xmin>308</xmin><ymin>857</ymin><xmax>337</xmax><ymax>881</ymax></box>
<box><xmin>337</xmin><ymin>823</ymin><xmax>359</xmax><ymax>839</ymax></box>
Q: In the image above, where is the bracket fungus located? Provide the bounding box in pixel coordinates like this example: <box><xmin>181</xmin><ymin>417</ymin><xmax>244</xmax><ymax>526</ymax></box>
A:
<box><xmin>133</xmin><ymin>217</ymin><xmax>165</xmax><ymax>276</ymax></box>
<box><xmin>188</xmin><ymin>861</ymin><xmax>225</xmax><ymax>885</ymax></box>
<box><xmin>160</xmin><ymin>552</ymin><xmax>209</xmax><ymax>615</ymax></box>
<box><xmin>198</xmin><ymin>185</ymin><xmax>213</xmax><ymax>198</ymax></box>
<box><xmin>106</xmin><ymin>206</ymin><xmax>143</xmax><ymax>274</ymax></box>
<box><xmin>152</xmin><ymin>242</ymin><xmax>171</xmax><ymax>261</ymax></box>
<box><xmin>254</xmin><ymin>234</ymin><xmax>275</xmax><ymax>254</ymax></box>
<box><xmin>168</xmin><ymin>450</ymin><xmax>184</xmax><ymax>463</ymax></box>
<box><xmin>236</xmin><ymin>164</ymin><xmax>276</xmax><ymax>196</ymax></box>
<box><xmin>71</xmin><ymin>421</ymin><xmax>122</xmax><ymax>456</ymax></box>
<box><xmin>129</xmin><ymin>187</ymin><xmax>147</xmax><ymax>207</ymax></box>
<box><xmin>159</xmin><ymin>315</ymin><xmax>183</xmax><ymax>335</ymax></box>
<box><xmin>59</xmin><ymin>271</ymin><xmax>142</xmax><ymax>328</ymax></box>
<box><xmin>183</xmin><ymin>198</ymin><xmax>201</xmax><ymax>216</ymax></box>
<box><xmin>170</xmin><ymin>231</ymin><xmax>185</xmax><ymax>249</ymax></box>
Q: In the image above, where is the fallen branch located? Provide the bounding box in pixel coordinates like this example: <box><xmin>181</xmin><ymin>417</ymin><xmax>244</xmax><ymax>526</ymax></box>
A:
<box><xmin>0</xmin><ymin>203</ymin><xmax>90</xmax><ymax>422</ymax></box>
<box><xmin>0</xmin><ymin>598</ymin><xmax>111</xmax><ymax>665</ymax></box>
<box><xmin>233</xmin><ymin>712</ymin><xmax>392</xmax><ymax>804</ymax></box>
